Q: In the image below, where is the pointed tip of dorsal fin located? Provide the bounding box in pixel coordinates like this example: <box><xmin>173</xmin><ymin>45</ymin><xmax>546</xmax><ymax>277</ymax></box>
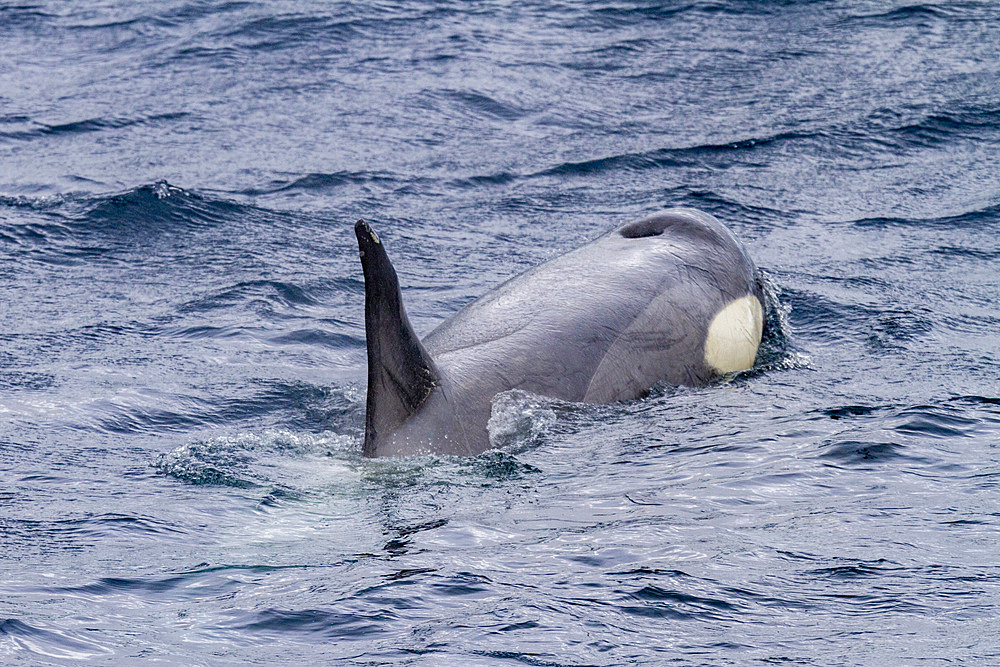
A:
<box><xmin>355</xmin><ymin>219</ymin><xmax>439</xmax><ymax>456</ymax></box>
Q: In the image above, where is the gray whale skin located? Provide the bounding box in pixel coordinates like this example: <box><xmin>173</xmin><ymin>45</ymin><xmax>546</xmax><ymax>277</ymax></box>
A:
<box><xmin>355</xmin><ymin>208</ymin><xmax>766</xmax><ymax>457</ymax></box>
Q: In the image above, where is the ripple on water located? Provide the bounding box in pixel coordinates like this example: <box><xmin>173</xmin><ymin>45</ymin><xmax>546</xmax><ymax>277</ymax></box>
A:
<box><xmin>221</xmin><ymin>607</ymin><xmax>394</xmax><ymax>639</ymax></box>
<box><xmin>0</xmin><ymin>619</ymin><xmax>112</xmax><ymax>661</ymax></box>
<box><xmin>818</xmin><ymin>439</ymin><xmax>914</xmax><ymax>466</ymax></box>
<box><xmin>76</xmin><ymin>382</ymin><xmax>361</xmax><ymax>435</ymax></box>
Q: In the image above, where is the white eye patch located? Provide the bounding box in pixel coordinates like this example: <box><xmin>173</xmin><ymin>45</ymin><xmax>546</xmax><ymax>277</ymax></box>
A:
<box><xmin>704</xmin><ymin>295</ymin><xmax>764</xmax><ymax>374</ymax></box>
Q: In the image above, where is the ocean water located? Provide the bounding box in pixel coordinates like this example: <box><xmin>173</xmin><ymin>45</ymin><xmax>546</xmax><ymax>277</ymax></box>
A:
<box><xmin>2</xmin><ymin>0</ymin><xmax>999</xmax><ymax>664</ymax></box>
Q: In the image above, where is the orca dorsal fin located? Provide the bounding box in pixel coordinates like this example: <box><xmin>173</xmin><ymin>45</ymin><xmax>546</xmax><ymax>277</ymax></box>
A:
<box><xmin>355</xmin><ymin>220</ymin><xmax>439</xmax><ymax>456</ymax></box>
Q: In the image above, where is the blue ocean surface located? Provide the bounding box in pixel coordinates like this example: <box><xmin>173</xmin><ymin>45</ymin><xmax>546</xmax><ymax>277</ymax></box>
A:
<box><xmin>2</xmin><ymin>0</ymin><xmax>999</xmax><ymax>664</ymax></box>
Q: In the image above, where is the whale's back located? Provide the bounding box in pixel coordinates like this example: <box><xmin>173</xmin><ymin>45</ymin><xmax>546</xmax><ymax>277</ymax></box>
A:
<box><xmin>422</xmin><ymin>209</ymin><xmax>765</xmax><ymax>407</ymax></box>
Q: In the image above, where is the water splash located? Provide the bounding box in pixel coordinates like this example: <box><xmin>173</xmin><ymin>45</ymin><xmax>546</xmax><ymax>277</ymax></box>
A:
<box><xmin>487</xmin><ymin>390</ymin><xmax>558</xmax><ymax>453</ymax></box>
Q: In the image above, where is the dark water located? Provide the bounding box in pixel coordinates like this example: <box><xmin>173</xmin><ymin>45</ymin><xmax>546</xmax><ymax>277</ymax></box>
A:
<box><xmin>2</xmin><ymin>0</ymin><xmax>999</xmax><ymax>663</ymax></box>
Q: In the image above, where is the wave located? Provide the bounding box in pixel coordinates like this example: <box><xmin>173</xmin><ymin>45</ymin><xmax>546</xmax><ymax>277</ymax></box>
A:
<box><xmin>0</xmin><ymin>618</ymin><xmax>112</xmax><ymax>661</ymax></box>
<box><xmin>538</xmin><ymin>131</ymin><xmax>813</xmax><ymax>178</ymax></box>
<box><xmin>812</xmin><ymin>400</ymin><xmax>992</xmax><ymax>471</ymax></box>
<box><xmin>818</xmin><ymin>440</ymin><xmax>914</xmax><ymax>466</ymax></box>
<box><xmin>808</xmin><ymin>558</ymin><xmax>904</xmax><ymax>579</ymax></box>
<box><xmin>415</xmin><ymin>88</ymin><xmax>530</xmax><ymax>123</ymax></box>
<box><xmin>444</xmin><ymin>130</ymin><xmax>814</xmax><ymax>192</ymax></box>
<box><xmin>446</xmin><ymin>100</ymin><xmax>998</xmax><ymax>194</ymax></box>
<box><xmin>222</xmin><ymin>607</ymin><xmax>393</xmax><ymax>639</ymax></box>
<box><xmin>849</xmin><ymin>201</ymin><xmax>1000</xmax><ymax>229</ymax></box>
<box><xmin>777</xmin><ymin>285</ymin><xmax>943</xmax><ymax>355</ymax></box>
<box><xmin>169</xmin><ymin>277</ymin><xmax>365</xmax><ymax>333</ymax></box>
<box><xmin>0</xmin><ymin>181</ymin><xmax>297</xmax><ymax>265</ymax></box>
<box><xmin>892</xmin><ymin>405</ymin><xmax>980</xmax><ymax>440</ymax></box>
<box><xmin>219</xmin><ymin>14</ymin><xmax>363</xmax><ymax>51</ymax></box>
<box><xmin>842</xmin><ymin>4</ymin><xmax>954</xmax><ymax>27</ymax></box>
<box><xmin>82</xmin><ymin>181</ymin><xmax>247</xmax><ymax>234</ymax></box>
<box><xmin>237</xmin><ymin>171</ymin><xmax>406</xmax><ymax>197</ymax></box>
<box><xmin>950</xmin><ymin>395</ymin><xmax>1000</xmax><ymax>408</ymax></box>
<box><xmin>178</xmin><ymin>279</ymin><xmax>327</xmax><ymax>312</ymax></box>
<box><xmin>621</xmin><ymin>584</ymin><xmax>739</xmax><ymax>621</ymax></box>
<box><xmin>0</xmin><ymin>112</ymin><xmax>189</xmax><ymax>142</ymax></box>
<box><xmin>3</xmin><ymin>513</ymin><xmax>183</xmax><ymax>545</ymax></box>
<box><xmin>857</xmin><ymin>102</ymin><xmax>1000</xmax><ymax>154</ymax></box>
<box><xmin>779</xmin><ymin>288</ymin><xmax>875</xmax><ymax>344</ymax></box>
<box><xmin>677</xmin><ymin>190</ymin><xmax>790</xmax><ymax>224</ymax></box>
<box><xmin>0</xmin><ymin>5</ymin><xmax>56</xmax><ymax>30</ymax></box>
<box><xmin>86</xmin><ymin>381</ymin><xmax>360</xmax><ymax>436</ymax></box>
<box><xmin>576</xmin><ymin>0</ymin><xmax>810</xmax><ymax>29</ymax></box>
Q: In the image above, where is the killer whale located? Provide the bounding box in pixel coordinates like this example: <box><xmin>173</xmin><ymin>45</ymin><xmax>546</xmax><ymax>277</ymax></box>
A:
<box><xmin>356</xmin><ymin>209</ymin><xmax>766</xmax><ymax>457</ymax></box>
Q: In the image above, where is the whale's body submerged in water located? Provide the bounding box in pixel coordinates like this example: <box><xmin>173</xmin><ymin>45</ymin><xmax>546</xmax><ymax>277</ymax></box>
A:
<box><xmin>356</xmin><ymin>209</ymin><xmax>766</xmax><ymax>457</ymax></box>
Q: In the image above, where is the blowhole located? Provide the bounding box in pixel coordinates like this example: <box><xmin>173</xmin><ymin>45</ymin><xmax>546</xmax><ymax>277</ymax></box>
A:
<box><xmin>618</xmin><ymin>212</ymin><xmax>720</xmax><ymax>245</ymax></box>
<box><xmin>619</xmin><ymin>217</ymin><xmax>669</xmax><ymax>238</ymax></box>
